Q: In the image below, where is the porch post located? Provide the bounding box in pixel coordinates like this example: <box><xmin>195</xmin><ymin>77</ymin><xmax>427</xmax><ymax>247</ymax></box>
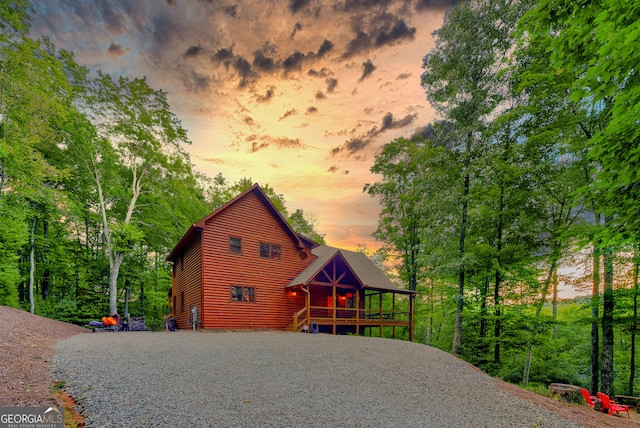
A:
<box><xmin>355</xmin><ymin>288</ymin><xmax>361</xmax><ymax>336</ymax></box>
<box><xmin>305</xmin><ymin>285</ymin><xmax>310</xmax><ymax>331</ymax></box>
<box><xmin>332</xmin><ymin>286</ymin><xmax>336</xmax><ymax>335</ymax></box>
<box><xmin>368</xmin><ymin>293</ymin><xmax>372</xmax><ymax>337</ymax></box>
<box><xmin>409</xmin><ymin>293</ymin><xmax>414</xmax><ymax>341</ymax></box>
<box><xmin>379</xmin><ymin>292</ymin><xmax>383</xmax><ymax>338</ymax></box>
<box><xmin>392</xmin><ymin>292</ymin><xmax>396</xmax><ymax>339</ymax></box>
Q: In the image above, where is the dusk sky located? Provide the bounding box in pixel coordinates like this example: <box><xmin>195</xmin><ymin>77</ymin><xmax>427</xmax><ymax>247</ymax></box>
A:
<box><xmin>29</xmin><ymin>0</ymin><xmax>452</xmax><ymax>250</ymax></box>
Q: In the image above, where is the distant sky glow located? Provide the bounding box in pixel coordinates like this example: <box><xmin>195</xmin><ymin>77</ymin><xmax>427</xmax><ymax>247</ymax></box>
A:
<box><xmin>29</xmin><ymin>0</ymin><xmax>452</xmax><ymax>250</ymax></box>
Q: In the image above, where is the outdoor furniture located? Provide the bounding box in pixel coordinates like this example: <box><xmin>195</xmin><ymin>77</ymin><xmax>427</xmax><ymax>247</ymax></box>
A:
<box><xmin>580</xmin><ymin>388</ymin><xmax>598</xmax><ymax>409</ymax></box>
<box><xmin>128</xmin><ymin>316</ymin><xmax>148</xmax><ymax>331</ymax></box>
<box><xmin>597</xmin><ymin>392</ymin><xmax>630</xmax><ymax>418</ymax></box>
<box><xmin>87</xmin><ymin>314</ymin><xmax>122</xmax><ymax>332</ymax></box>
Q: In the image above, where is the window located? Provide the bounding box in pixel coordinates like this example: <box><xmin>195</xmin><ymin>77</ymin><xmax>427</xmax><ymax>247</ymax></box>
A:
<box><xmin>259</xmin><ymin>242</ymin><xmax>281</xmax><ymax>260</ymax></box>
<box><xmin>180</xmin><ymin>291</ymin><xmax>185</xmax><ymax>312</ymax></box>
<box><xmin>231</xmin><ymin>286</ymin><xmax>255</xmax><ymax>303</ymax></box>
<box><xmin>229</xmin><ymin>237</ymin><xmax>242</xmax><ymax>254</ymax></box>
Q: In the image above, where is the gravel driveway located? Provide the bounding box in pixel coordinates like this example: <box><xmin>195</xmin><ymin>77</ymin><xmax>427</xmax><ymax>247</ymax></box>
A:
<box><xmin>53</xmin><ymin>331</ymin><xmax>581</xmax><ymax>428</ymax></box>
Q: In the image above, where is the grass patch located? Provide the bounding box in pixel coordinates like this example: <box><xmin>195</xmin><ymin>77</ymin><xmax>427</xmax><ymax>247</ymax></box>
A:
<box><xmin>51</xmin><ymin>381</ymin><xmax>85</xmax><ymax>428</ymax></box>
<box><xmin>521</xmin><ymin>382</ymin><xmax>556</xmax><ymax>399</ymax></box>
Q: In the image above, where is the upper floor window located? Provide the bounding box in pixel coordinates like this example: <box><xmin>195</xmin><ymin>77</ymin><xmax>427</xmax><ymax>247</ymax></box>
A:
<box><xmin>230</xmin><ymin>237</ymin><xmax>242</xmax><ymax>254</ymax></box>
<box><xmin>260</xmin><ymin>242</ymin><xmax>281</xmax><ymax>260</ymax></box>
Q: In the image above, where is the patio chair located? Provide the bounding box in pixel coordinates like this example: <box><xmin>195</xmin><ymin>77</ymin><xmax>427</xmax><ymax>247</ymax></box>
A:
<box><xmin>580</xmin><ymin>388</ymin><xmax>597</xmax><ymax>409</ymax></box>
<box><xmin>597</xmin><ymin>392</ymin><xmax>630</xmax><ymax>418</ymax></box>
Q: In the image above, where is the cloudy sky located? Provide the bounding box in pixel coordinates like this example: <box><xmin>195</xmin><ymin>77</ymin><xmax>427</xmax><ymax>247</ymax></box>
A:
<box><xmin>29</xmin><ymin>0</ymin><xmax>452</xmax><ymax>250</ymax></box>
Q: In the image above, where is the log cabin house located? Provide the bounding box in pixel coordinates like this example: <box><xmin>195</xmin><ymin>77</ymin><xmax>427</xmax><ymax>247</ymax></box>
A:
<box><xmin>166</xmin><ymin>183</ymin><xmax>415</xmax><ymax>340</ymax></box>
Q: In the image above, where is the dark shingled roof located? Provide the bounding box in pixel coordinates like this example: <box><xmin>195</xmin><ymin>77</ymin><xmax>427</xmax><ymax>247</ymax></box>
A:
<box><xmin>287</xmin><ymin>245</ymin><xmax>415</xmax><ymax>294</ymax></box>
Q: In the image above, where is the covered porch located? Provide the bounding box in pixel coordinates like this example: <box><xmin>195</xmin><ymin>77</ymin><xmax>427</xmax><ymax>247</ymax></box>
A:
<box><xmin>287</xmin><ymin>246</ymin><xmax>416</xmax><ymax>340</ymax></box>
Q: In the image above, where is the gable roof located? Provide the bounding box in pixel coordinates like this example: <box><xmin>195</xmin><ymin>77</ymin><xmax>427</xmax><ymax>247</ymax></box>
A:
<box><xmin>287</xmin><ymin>245</ymin><xmax>415</xmax><ymax>295</ymax></box>
<box><xmin>166</xmin><ymin>183</ymin><xmax>314</xmax><ymax>262</ymax></box>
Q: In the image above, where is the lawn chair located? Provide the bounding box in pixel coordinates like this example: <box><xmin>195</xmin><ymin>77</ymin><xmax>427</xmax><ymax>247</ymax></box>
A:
<box><xmin>597</xmin><ymin>392</ymin><xmax>630</xmax><ymax>418</ymax></box>
<box><xmin>87</xmin><ymin>314</ymin><xmax>122</xmax><ymax>332</ymax></box>
<box><xmin>580</xmin><ymin>388</ymin><xmax>598</xmax><ymax>409</ymax></box>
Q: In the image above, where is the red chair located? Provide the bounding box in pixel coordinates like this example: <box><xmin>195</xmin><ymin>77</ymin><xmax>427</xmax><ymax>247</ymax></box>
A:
<box><xmin>580</xmin><ymin>388</ymin><xmax>597</xmax><ymax>409</ymax></box>
<box><xmin>597</xmin><ymin>392</ymin><xmax>630</xmax><ymax>418</ymax></box>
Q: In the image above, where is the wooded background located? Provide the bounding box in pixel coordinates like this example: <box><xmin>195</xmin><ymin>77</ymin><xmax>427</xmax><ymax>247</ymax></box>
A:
<box><xmin>1</xmin><ymin>0</ymin><xmax>639</xmax><ymax>399</ymax></box>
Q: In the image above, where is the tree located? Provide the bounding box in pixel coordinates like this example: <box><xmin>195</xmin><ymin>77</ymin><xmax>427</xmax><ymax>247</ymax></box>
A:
<box><xmin>522</xmin><ymin>0</ymin><xmax>640</xmax><ymax>396</ymax></box>
<box><xmin>1</xmin><ymin>1</ymin><xmax>83</xmax><ymax>311</ymax></box>
<box><xmin>288</xmin><ymin>208</ymin><xmax>326</xmax><ymax>244</ymax></box>
<box><xmin>68</xmin><ymin>72</ymin><xmax>192</xmax><ymax>316</ymax></box>
<box><xmin>365</xmin><ymin>131</ymin><xmax>458</xmax><ymax>293</ymax></box>
<box><xmin>421</xmin><ymin>0</ymin><xmax>534</xmax><ymax>356</ymax></box>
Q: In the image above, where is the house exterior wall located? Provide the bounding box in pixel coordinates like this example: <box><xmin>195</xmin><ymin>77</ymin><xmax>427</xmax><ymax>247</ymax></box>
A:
<box><xmin>172</xmin><ymin>231</ymin><xmax>202</xmax><ymax>329</ymax></box>
<box><xmin>200</xmin><ymin>192</ymin><xmax>310</xmax><ymax>329</ymax></box>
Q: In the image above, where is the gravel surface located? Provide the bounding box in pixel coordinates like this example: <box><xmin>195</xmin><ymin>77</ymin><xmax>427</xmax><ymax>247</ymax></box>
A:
<box><xmin>53</xmin><ymin>331</ymin><xmax>583</xmax><ymax>428</ymax></box>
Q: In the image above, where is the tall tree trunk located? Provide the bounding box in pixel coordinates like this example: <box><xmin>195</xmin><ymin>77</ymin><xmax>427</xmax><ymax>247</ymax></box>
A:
<box><xmin>28</xmin><ymin>216</ymin><xmax>37</xmax><ymax>314</ymax></box>
<box><xmin>109</xmin><ymin>252</ymin><xmax>124</xmax><ymax>315</ymax></box>
<box><xmin>140</xmin><ymin>282</ymin><xmax>145</xmax><ymax>316</ymax></box>
<box><xmin>629</xmin><ymin>247</ymin><xmax>639</xmax><ymax>395</ymax></box>
<box><xmin>41</xmin><ymin>220</ymin><xmax>50</xmax><ymax>300</ymax></box>
<box><xmin>523</xmin><ymin>259</ymin><xmax>557</xmax><ymax>386</ymax></box>
<box><xmin>479</xmin><ymin>278</ymin><xmax>489</xmax><ymax>338</ymax></box>
<box><xmin>452</xmin><ymin>134</ymin><xmax>473</xmax><ymax>356</ymax></box>
<box><xmin>124</xmin><ymin>285</ymin><xmax>130</xmax><ymax>320</ymax></box>
<box><xmin>426</xmin><ymin>276</ymin><xmax>434</xmax><ymax>346</ymax></box>
<box><xmin>452</xmin><ymin>167</ymin><xmax>470</xmax><ymax>356</ymax></box>
<box><xmin>552</xmin><ymin>268</ymin><xmax>558</xmax><ymax>339</ymax></box>
<box><xmin>494</xmin><ymin>181</ymin><xmax>505</xmax><ymax>365</ymax></box>
<box><xmin>494</xmin><ymin>270</ymin><xmax>501</xmax><ymax>364</ymax></box>
<box><xmin>601</xmin><ymin>220</ymin><xmax>614</xmax><ymax>396</ymax></box>
<box><xmin>591</xmin><ymin>213</ymin><xmax>601</xmax><ymax>394</ymax></box>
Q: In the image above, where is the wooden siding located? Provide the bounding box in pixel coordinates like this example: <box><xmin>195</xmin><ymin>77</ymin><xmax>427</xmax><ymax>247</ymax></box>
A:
<box><xmin>172</xmin><ymin>231</ymin><xmax>202</xmax><ymax>330</ymax></box>
<box><xmin>200</xmin><ymin>192</ymin><xmax>312</xmax><ymax>329</ymax></box>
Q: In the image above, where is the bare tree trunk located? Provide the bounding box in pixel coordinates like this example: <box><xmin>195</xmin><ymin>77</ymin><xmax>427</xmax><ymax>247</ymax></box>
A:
<box><xmin>28</xmin><ymin>217</ymin><xmax>37</xmax><ymax>314</ymax></box>
<box><xmin>494</xmin><ymin>181</ymin><xmax>505</xmax><ymax>365</ymax></box>
<box><xmin>552</xmin><ymin>268</ymin><xmax>558</xmax><ymax>339</ymax></box>
<box><xmin>479</xmin><ymin>277</ymin><xmax>490</xmax><ymax>363</ymax></box>
<box><xmin>41</xmin><ymin>220</ymin><xmax>50</xmax><ymax>300</ymax></box>
<box><xmin>452</xmin><ymin>168</ymin><xmax>469</xmax><ymax>356</ymax></box>
<box><xmin>109</xmin><ymin>253</ymin><xmax>124</xmax><ymax>315</ymax></box>
<box><xmin>590</xmin><ymin>214</ymin><xmax>601</xmax><ymax>395</ymax></box>
<box><xmin>629</xmin><ymin>247</ymin><xmax>639</xmax><ymax>395</ymax></box>
<box><xmin>601</xmin><ymin>218</ymin><xmax>614</xmax><ymax>396</ymax></box>
<box><xmin>523</xmin><ymin>260</ymin><xmax>557</xmax><ymax>386</ymax></box>
<box><xmin>452</xmin><ymin>136</ymin><xmax>472</xmax><ymax>356</ymax></box>
<box><xmin>124</xmin><ymin>285</ymin><xmax>130</xmax><ymax>320</ymax></box>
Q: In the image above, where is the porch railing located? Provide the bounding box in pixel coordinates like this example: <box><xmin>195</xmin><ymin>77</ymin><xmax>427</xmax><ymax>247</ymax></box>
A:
<box><xmin>292</xmin><ymin>307</ymin><xmax>307</xmax><ymax>332</ymax></box>
<box><xmin>308</xmin><ymin>306</ymin><xmax>410</xmax><ymax>322</ymax></box>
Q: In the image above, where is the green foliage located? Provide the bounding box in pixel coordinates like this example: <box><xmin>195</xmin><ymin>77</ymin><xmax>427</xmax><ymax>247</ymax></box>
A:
<box><xmin>0</xmin><ymin>0</ymin><xmax>32</xmax><ymax>38</ymax></box>
<box><xmin>0</xmin><ymin>200</ymin><xmax>26</xmax><ymax>307</ymax></box>
<box><xmin>35</xmin><ymin>297</ymin><xmax>100</xmax><ymax>327</ymax></box>
<box><xmin>381</xmin><ymin>0</ymin><xmax>640</xmax><ymax>394</ymax></box>
<box><xmin>0</xmin><ymin>6</ymin><xmax>326</xmax><ymax>330</ymax></box>
<box><xmin>288</xmin><ymin>208</ymin><xmax>326</xmax><ymax>244</ymax></box>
